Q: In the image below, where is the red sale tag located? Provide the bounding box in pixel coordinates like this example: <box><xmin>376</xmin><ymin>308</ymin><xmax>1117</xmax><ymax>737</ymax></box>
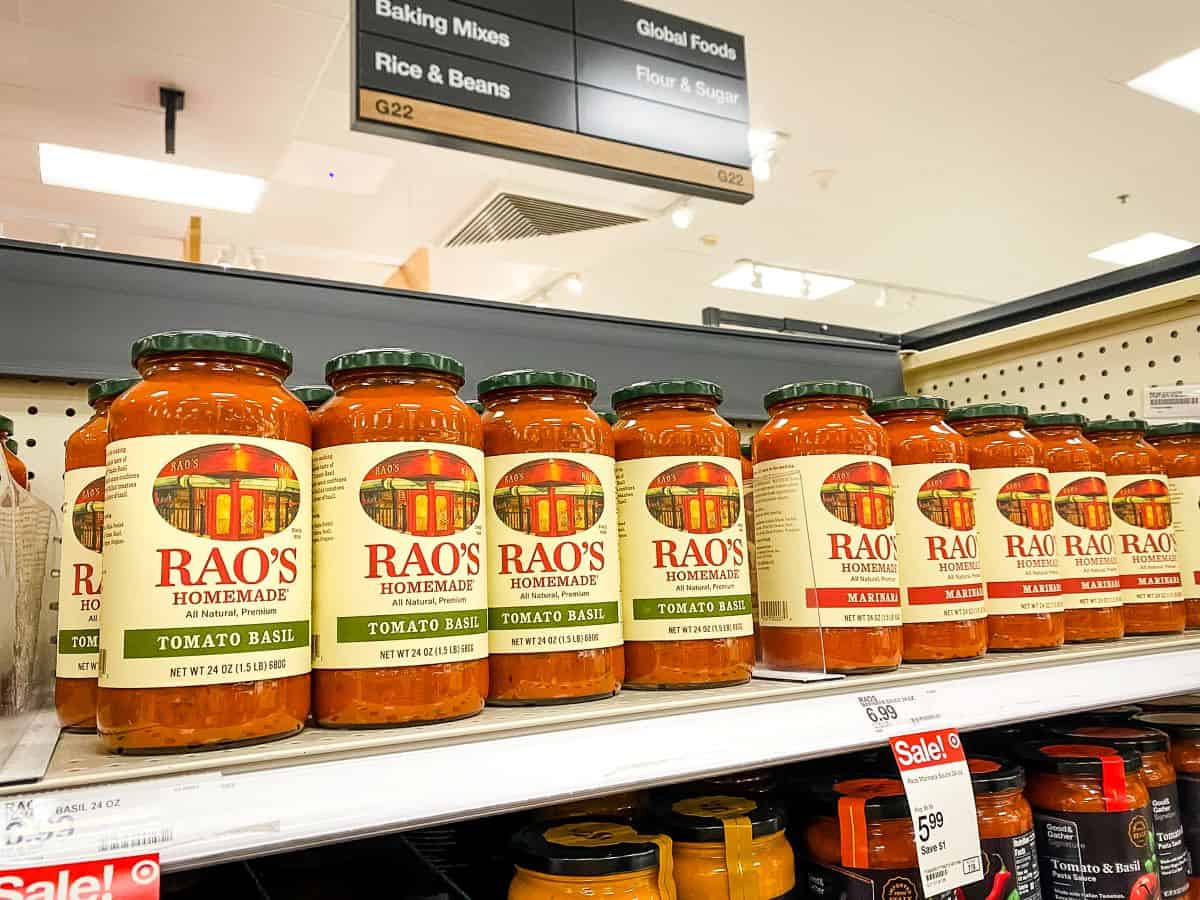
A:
<box><xmin>0</xmin><ymin>853</ymin><xmax>159</xmax><ymax>900</ymax></box>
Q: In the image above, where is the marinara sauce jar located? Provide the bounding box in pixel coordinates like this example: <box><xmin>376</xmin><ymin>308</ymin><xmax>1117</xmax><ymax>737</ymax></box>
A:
<box><xmin>1147</xmin><ymin>423</ymin><xmax>1200</xmax><ymax>629</ymax></box>
<box><xmin>1026</xmin><ymin>414</ymin><xmax>1124</xmax><ymax>642</ymax></box>
<box><xmin>870</xmin><ymin>396</ymin><xmax>987</xmax><ymax>662</ymax></box>
<box><xmin>0</xmin><ymin>416</ymin><xmax>27</xmax><ymax>488</ymax></box>
<box><xmin>1019</xmin><ymin>742</ymin><xmax>1157</xmax><ymax>900</ymax></box>
<box><xmin>291</xmin><ymin>385</ymin><xmax>332</xmax><ymax>413</ymax></box>
<box><xmin>741</xmin><ymin>439</ymin><xmax>761</xmax><ymax>661</ymax></box>
<box><xmin>754</xmin><ymin>382</ymin><xmax>901</xmax><ymax>674</ymax></box>
<box><xmin>966</xmin><ymin>757</ymin><xmax>1042</xmax><ymax>900</ymax></box>
<box><xmin>56</xmin><ymin>377</ymin><xmax>140</xmax><ymax>732</ymax></box>
<box><xmin>310</xmin><ymin>349</ymin><xmax>487</xmax><ymax>727</ymax></box>
<box><xmin>97</xmin><ymin>331</ymin><xmax>312</xmax><ymax>753</ymax></box>
<box><xmin>943</xmin><ymin>404</ymin><xmax>1064</xmax><ymax>651</ymax></box>
<box><xmin>611</xmin><ymin>380</ymin><xmax>754</xmax><ymax>690</ymax></box>
<box><xmin>479</xmin><ymin>370</ymin><xmax>622</xmax><ymax>705</ymax></box>
<box><xmin>657</xmin><ymin>794</ymin><xmax>794</xmax><ymax>900</ymax></box>
<box><xmin>1134</xmin><ymin>713</ymin><xmax>1200</xmax><ymax>900</ymax></box>
<box><xmin>1086</xmin><ymin>419</ymin><xmax>1184</xmax><ymax>635</ymax></box>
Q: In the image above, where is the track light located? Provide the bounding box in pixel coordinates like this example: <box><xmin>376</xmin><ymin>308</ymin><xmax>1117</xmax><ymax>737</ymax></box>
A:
<box><xmin>671</xmin><ymin>199</ymin><xmax>695</xmax><ymax>230</ymax></box>
<box><xmin>751</xmin><ymin>152</ymin><xmax>773</xmax><ymax>182</ymax></box>
<box><xmin>565</xmin><ymin>273</ymin><xmax>584</xmax><ymax>296</ymax></box>
<box><xmin>874</xmin><ymin>288</ymin><xmax>888</xmax><ymax>309</ymax></box>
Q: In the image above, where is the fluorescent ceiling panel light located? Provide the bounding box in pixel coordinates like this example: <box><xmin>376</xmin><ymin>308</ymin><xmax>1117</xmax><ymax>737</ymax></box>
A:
<box><xmin>713</xmin><ymin>263</ymin><xmax>855</xmax><ymax>300</ymax></box>
<box><xmin>1088</xmin><ymin>232</ymin><xmax>1197</xmax><ymax>266</ymax></box>
<box><xmin>1127</xmin><ymin>48</ymin><xmax>1200</xmax><ymax>115</ymax></box>
<box><xmin>38</xmin><ymin>143</ymin><xmax>266</xmax><ymax>213</ymax></box>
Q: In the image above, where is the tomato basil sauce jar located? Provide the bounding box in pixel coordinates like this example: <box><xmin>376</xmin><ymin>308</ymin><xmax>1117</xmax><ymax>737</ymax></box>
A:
<box><xmin>753</xmin><ymin>381</ymin><xmax>901</xmax><ymax>674</ymax></box>
<box><xmin>1085</xmin><ymin>419</ymin><xmax>1184</xmax><ymax>635</ymax></box>
<box><xmin>1026</xmin><ymin>414</ymin><xmax>1124</xmax><ymax>643</ymax></box>
<box><xmin>310</xmin><ymin>349</ymin><xmax>487</xmax><ymax>728</ymax></box>
<box><xmin>1018</xmin><ymin>742</ymin><xmax>1157</xmax><ymax>900</ymax></box>
<box><xmin>0</xmin><ymin>415</ymin><xmax>27</xmax><ymax>488</ymax></box>
<box><xmin>56</xmin><ymin>376</ymin><xmax>140</xmax><ymax>732</ymax></box>
<box><xmin>479</xmin><ymin>370</ymin><xmax>622</xmax><ymax>704</ymax></box>
<box><xmin>966</xmin><ymin>757</ymin><xmax>1042</xmax><ymax>900</ymax></box>
<box><xmin>870</xmin><ymin>396</ymin><xmax>987</xmax><ymax>662</ymax></box>
<box><xmin>96</xmin><ymin>332</ymin><xmax>312</xmax><ymax>753</ymax></box>
<box><xmin>1146</xmin><ymin>423</ymin><xmax>1200</xmax><ymax>629</ymax></box>
<box><xmin>291</xmin><ymin>385</ymin><xmax>333</xmax><ymax>413</ymax></box>
<box><xmin>1134</xmin><ymin>713</ymin><xmax>1200</xmax><ymax>900</ymax></box>
<box><xmin>943</xmin><ymin>404</ymin><xmax>1064</xmax><ymax>651</ymax></box>
<box><xmin>611</xmin><ymin>379</ymin><xmax>754</xmax><ymax>690</ymax></box>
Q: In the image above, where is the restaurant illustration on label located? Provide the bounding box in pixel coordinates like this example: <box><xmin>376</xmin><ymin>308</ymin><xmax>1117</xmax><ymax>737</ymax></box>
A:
<box><xmin>644</xmin><ymin>460</ymin><xmax>740</xmax><ymax>534</ymax></box>
<box><xmin>820</xmin><ymin>460</ymin><xmax>895</xmax><ymax>529</ymax></box>
<box><xmin>358</xmin><ymin>447</ymin><xmax>480</xmax><ymax>537</ymax></box>
<box><xmin>1112</xmin><ymin>478</ymin><xmax>1173</xmax><ymax>530</ymax></box>
<box><xmin>492</xmin><ymin>457</ymin><xmax>604</xmax><ymax>538</ymax></box>
<box><xmin>916</xmin><ymin>467</ymin><xmax>976</xmax><ymax>531</ymax></box>
<box><xmin>996</xmin><ymin>472</ymin><xmax>1053</xmax><ymax>531</ymax></box>
<box><xmin>1054</xmin><ymin>476</ymin><xmax>1113</xmax><ymax>531</ymax></box>
<box><xmin>71</xmin><ymin>475</ymin><xmax>106</xmax><ymax>552</ymax></box>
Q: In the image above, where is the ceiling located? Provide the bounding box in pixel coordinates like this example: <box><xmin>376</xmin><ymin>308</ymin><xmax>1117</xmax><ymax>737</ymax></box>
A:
<box><xmin>1</xmin><ymin>0</ymin><xmax>1198</xmax><ymax>333</ymax></box>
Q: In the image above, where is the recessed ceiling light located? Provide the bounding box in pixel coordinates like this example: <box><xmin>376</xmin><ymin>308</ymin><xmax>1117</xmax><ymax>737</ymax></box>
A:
<box><xmin>1088</xmin><ymin>232</ymin><xmax>1197</xmax><ymax>266</ymax></box>
<box><xmin>1128</xmin><ymin>48</ymin><xmax>1200</xmax><ymax>115</ymax></box>
<box><xmin>713</xmin><ymin>261</ymin><xmax>855</xmax><ymax>300</ymax></box>
<box><xmin>38</xmin><ymin>143</ymin><xmax>266</xmax><ymax>214</ymax></box>
<box><xmin>565</xmin><ymin>273</ymin><xmax>584</xmax><ymax>295</ymax></box>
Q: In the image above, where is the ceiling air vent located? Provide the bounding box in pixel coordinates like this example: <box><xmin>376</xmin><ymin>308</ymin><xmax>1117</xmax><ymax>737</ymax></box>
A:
<box><xmin>445</xmin><ymin>193</ymin><xmax>645</xmax><ymax>247</ymax></box>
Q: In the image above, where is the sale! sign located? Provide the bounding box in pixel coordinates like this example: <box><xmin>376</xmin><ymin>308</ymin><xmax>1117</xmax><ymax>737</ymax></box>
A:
<box><xmin>0</xmin><ymin>854</ymin><xmax>159</xmax><ymax>899</ymax></box>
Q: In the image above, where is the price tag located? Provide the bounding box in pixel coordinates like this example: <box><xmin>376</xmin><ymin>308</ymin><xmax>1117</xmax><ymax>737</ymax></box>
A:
<box><xmin>890</xmin><ymin>728</ymin><xmax>983</xmax><ymax>896</ymax></box>
<box><xmin>856</xmin><ymin>688</ymin><xmax>940</xmax><ymax>736</ymax></box>
<box><xmin>0</xmin><ymin>853</ymin><xmax>160</xmax><ymax>899</ymax></box>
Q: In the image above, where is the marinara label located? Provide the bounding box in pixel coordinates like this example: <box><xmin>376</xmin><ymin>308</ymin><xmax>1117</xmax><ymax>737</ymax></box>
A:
<box><xmin>311</xmin><ymin>442</ymin><xmax>487</xmax><ymax>669</ymax></box>
<box><xmin>1169</xmin><ymin>475</ymin><xmax>1200</xmax><ymax>600</ymax></box>
<box><xmin>484</xmin><ymin>451</ymin><xmax>622</xmax><ymax>654</ymax></box>
<box><xmin>970</xmin><ymin>467</ymin><xmax>1064</xmax><ymax>616</ymax></box>
<box><xmin>753</xmin><ymin>454</ymin><xmax>901</xmax><ymax>630</ymax></box>
<box><xmin>99</xmin><ymin>435</ymin><xmax>312</xmax><ymax>689</ymax></box>
<box><xmin>1106</xmin><ymin>473</ymin><xmax>1183</xmax><ymax>604</ymax></box>
<box><xmin>1032</xmin><ymin>806</ymin><xmax>1157</xmax><ymax>900</ymax></box>
<box><xmin>1045</xmin><ymin>470</ymin><xmax>1122</xmax><ymax>611</ymax></box>
<box><xmin>614</xmin><ymin>456</ymin><xmax>753</xmax><ymax>642</ymax></box>
<box><xmin>890</xmin><ymin>462</ymin><xmax>986</xmax><ymax>625</ymax></box>
<box><xmin>56</xmin><ymin>466</ymin><xmax>105</xmax><ymax>678</ymax></box>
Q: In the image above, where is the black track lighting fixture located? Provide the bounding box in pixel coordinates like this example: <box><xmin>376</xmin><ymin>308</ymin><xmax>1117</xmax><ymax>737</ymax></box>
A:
<box><xmin>159</xmin><ymin>87</ymin><xmax>185</xmax><ymax>155</ymax></box>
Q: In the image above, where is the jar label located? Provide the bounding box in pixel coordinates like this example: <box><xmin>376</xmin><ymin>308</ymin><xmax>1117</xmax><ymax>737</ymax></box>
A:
<box><xmin>1169</xmin><ymin>475</ymin><xmax>1200</xmax><ymax>601</ymax></box>
<box><xmin>1176</xmin><ymin>773</ymin><xmax>1200</xmax><ymax>869</ymax></box>
<box><xmin>745</xmin><ymin>474</ymin><xmax>759</xmax><ymax>625</ymax></box>
<box><xmin>1032</xmin><ymin>806</ymin><xmax>1157</xmax><ymax>900</ymax></box>
<box><xmin>98</xmin><ymin>435</ymin><xmax>312</xmax><ymax>689</ymax></box>
<box><xmin>1106</xmin><ymin>473</ymin><xmax>1183</xmax><ymax>604</ymax></box>
<box><xmin>971</xmin><ymin>467</ymin><xmax>1064</xmax><ymax>616</ymax></box>
<box><xmin>1148</xmin><ymin>781</ymin><xmax>1190</xmax><ymax>899</ymax></box>
<box><xmin>891</xmin><ymin>462</ymin><xmax>985</xmax><ymax>624</ymax></box>
<box><xmin>615</xmin><ymin>455</ymin><xmax>753</xmax><ymax>642</ymax></box>
<box><xmin>962</xmin><ymin>831</ymin><xmax>1042</xmax><ymax>900</ymax></box>
<box><xmin>56</xmin><ymin>466</ymin><xmax>105</xmax><ymax>678</ymax></box>
<box><xmin>804</xmin><ymin>861</ymin><xmax>953</xmax><ymax>900</ymax></box>
<box><xmin>1045</xmin><ymin>470</ymin><xmax>1123</xmax><ymax>611</ymax></box>
<box><xmin>484</xmin><ymin>452</ymin><xmax>622</xmax><ymax>653</ymax></box>
<box><xmin>753</xmin><ymin>454</ymin><xmax>901</xmax><ymax>630</ymax></box>
<box><xmin>311</xmin><ymin>442</ymin><xmax>487</xmax><ymax>669</ymax></box>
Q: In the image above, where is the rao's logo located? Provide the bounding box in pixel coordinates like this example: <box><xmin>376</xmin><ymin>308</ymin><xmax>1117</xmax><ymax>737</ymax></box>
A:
<box><xmin>821</xmin><ymin>461</ymin><xmax>894</xmax><ymax>529</ymax></box>
<box><xmin>1055</xmin><ymin>477</ymin><xmax>1112</xmax><ymax>531</ymax></box>
<box><xmin>359</xmin><ymin>448</ymin><xmax>479</xmax><ymax>537</ymax></box>
<box><xmin>645</xmin><ymin>461</ymin><xmax>740</xmax><ymax>534</ymax></box>
<box><xmin>492</xmin><ymin>458</ymin><xmax>603</xmax><ymax>537</ymax></box>
<box><xmin>1112</xmin><ymin>478</ymin><xmax>1172</xmax><ymax>530</ymax></box>
<box><xmin>916</xmin><ymin>468</ymin><xmax>975</xmax><ymax>532</ymax></box>
<box><xmin>71</xmin><ymin>476</ymin><xmax>106</xmax><ymax>552</ymax></box>
<box><xmin>996</xmin><ymin>473</ymin><xmax>1053</xmax><ymax>531</ymax></box>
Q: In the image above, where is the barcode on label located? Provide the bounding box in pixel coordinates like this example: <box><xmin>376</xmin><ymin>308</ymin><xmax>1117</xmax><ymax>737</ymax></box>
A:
<box><xmin>759</xmin><ymin>600</ymin><xmax>788</xmax><ymax>620</ymax></box>
<box><xmin>99</xmin><ymin>827</ymin><xmax>173</xmax><ymax>854</ymax></box>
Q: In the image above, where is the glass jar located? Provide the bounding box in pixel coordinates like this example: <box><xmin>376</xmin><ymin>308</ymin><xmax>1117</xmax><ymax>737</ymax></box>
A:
<box><xmin>479</xmin><ymin>370</ymin><xmax>622</xmax><ymax>704</ymax></box>
<box><xmin>657</xmin><ymin>794</ymin><xmax>794</xmax><ymax>900</ymax></box>
<box><xmin>509</xmin><ymin>819</ymin><xmax>671</xmax><ymax>900</ymax></box>
<box><xmin>1140</xmin><ymin>696</ymin><xmax>1200</xmax><ymax>714</ymax></box>
<box><xmin>611</xmin><ymin>380</ymin><xmax>754</xmax><ymax>690</ymax></box>
<box><xmin>310</xmin><ymin>349</ymin><xmax>487</xmax><ymax>728</ymax></box>
<box><xmin>291</xmin><ymin>384</ymin><xmax>333</xmax><ymax>413</ymax></box>
<box><xmin>1086</xmin><ymin>419</ymin><xmax>1185</xmax><ymax>635</ymax></box>
<box><xmin>56</xmin><ymin>377</ymin><xmax>140</xmax><ymax>732</ymax></box>
<box><xmin>1134</xmin><ymin>713</ymin><xmax>1200</xmax><ymax>900</ymax></box>
<box><xmin>754</xmin><ymin>381</ymin><xmax>901</xmax><ymax>674</ymax></box>
<box><xmin>870</xmin><ymin>396</ymin><xmax>987</xmax><ymax>662</ymax></box>
<box><xmin>537</xmin><ymin>791</ymin><xmax>648</xmax><ymax>821</ymax></box>
<box><xmin>944</xmin><ymin>404</ymin><xmax>1065</xmax><ymax>651</ymax></box>
<box><xmin>0</xmin><ymin>415</ymin><xmax>28</xmax><ymax>488</ymax></box>
<box><xmin>740</xmin><ymin>439</ymin><xmax>761</xmax><ymax>662</ymax></box>
<box><xmin>1027</xmin><ymin>413</ymin><xmax>1124</xmax><ymax>642</ymax></box>
<box><xmin>97</xmin><ymin>331</ymin><xmax>312</xmax><ymax>753</ymax></box>
<box><xmin>966</xmin><ymin>757</ymin><xmax>1040</xmax><ymax>900</ymax></box>
<box><xmin>1147</xmin><ymin>423</ymin><xmax>1200</xmax><ymax>630</ymax></box>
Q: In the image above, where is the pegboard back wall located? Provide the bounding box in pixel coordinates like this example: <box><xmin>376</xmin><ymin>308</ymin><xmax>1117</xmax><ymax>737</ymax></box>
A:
<box><xmin>0</xmin><ymin>378</ymin><xmax>90</xmax><ymax>511</ymax></box>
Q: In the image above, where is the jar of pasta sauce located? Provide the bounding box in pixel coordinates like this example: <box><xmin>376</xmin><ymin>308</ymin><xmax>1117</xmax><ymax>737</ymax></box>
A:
<box><xmin>1054</xmin><ymin>723</ymin><xmax>1189</xmax><ymax>899</ymax></box>
<box><xmin>97</xmin><ymin>331</ymin><xmax>312</xmax><ymax>752</ymax></box>
<box><xmin>56</xmin><ymin>377</ymin><xmax>140</xmax><ymax>732</ymax></box>
<box><xmin>754</xmin><ymin>382</ymin><xmax>901</xmax><ymax>673</ymax></box>
<box><xmin>966</xmin><ymin>757</ymin><xmax>1042</xmax><ymax>900</ymax></box>
<box><xmin>1026</xmin><ymin>414</ymin><xmax>1124</xmax><ymax>643</ymax></box>
<box><xmin>479</xmin><ymin>370</ymin><xmax>622</xmax><ymax>704</ymax></box>
<box><xmin>1086</xmin><ymin>419</ymin><xmax>1184</xmax><ymax>635</ymax></box>
<box><xmin>1019</xmin><ymin>742</ymin><xmax>1157</xmax><ymax>900</ymax></box>
<box><xmin>1147</xmin><ymin>423</ymin><xmax>1200</xmax><ymax>630</ymax></box>
<box><xmin>1134</xmin><ymin>713</ymin><xmax>1200</xmax><ymax>900</ymax></box>
<box><xmin>1141</xmin><ymin>696</ymin><xmax>1200</xmax><ymax>714</ymax></box>
<box><xmin>310</xmin><ymin>349</ymin><xmax>487</xmax><ymax>727</ymax></box>
<box><xmin>870</xmin><ymin>396</ymin><xmax>987</xmax><ymax>661</ymax></box>
<box><xmin>291</xmin><ymin>385</ymin><xmax>332</xmax><ymax>413</ymax></box>
<box><xmin>611</xmin><ymin>380</ymin><xmax>754</xmax><ymax>690</ymax></box>
<box><xmin>740</xmin><ymin>439</ymin><xmax>761</xmax><ymax>662</ymax></box>
<box><xmin>943</xmin><ymin>404</ymin><xmax>1064</xmax><ymax>651</ymax></box>
<box><xmin>0</xmin><ymin>416</ymin><xmax>27</xmax><ymax>488</ymax></box>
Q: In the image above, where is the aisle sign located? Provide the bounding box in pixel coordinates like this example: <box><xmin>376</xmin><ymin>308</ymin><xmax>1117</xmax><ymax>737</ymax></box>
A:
<box><xmin>0</xmin><ymin>855</ymin><xmax>160</xmax><ymax>900</ymax></box>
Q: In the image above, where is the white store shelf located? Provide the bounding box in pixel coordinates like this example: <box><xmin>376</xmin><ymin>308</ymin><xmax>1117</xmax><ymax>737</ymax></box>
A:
<box><xmin>4</xmin><ymin>634</ymin><xmax>1200</xmax><ymax>871</ymax></box>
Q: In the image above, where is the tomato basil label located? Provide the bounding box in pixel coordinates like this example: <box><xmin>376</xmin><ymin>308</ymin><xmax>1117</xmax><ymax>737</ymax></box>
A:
<box><xmin>1045</xmin><ymin>470</ymin><xmax>1123</xmax><ymax>611</ymax></box>
<box><xmin>963</xmin><ymin>832</ymin><xmax>1042</xmax><ymax>900</ymax></box>
<box><xmin>1147</xmin><ymin>782</ymin><xmax>1189</xmax><ymax>899</ymax></box>
<box><xmin>484</xmin><ymin>452</ymin><xmax>622</xmax><ymax>654</ymax></box>
<box><xmin>615</xmin><ymin>455</ymin><xmax>752</xmax><ymax>642</ymax></box>
<box><xmin>1107</xmin><ymin>473</ymin><xmax>1183</xmax><ymax>604</ymax></box>
<box><xmin>1032</xmin><ymin>806</ymin><xmax>1158</xmax><ymax>900</ymax></box>
<box><xmin>1167</xmin><ymin>475</ymin><xmax>1200</xmax><ymax>602</ymax></box>
<box><xmin>98</xmin><ymin>435</ymin><xmax>312</xmax><ymax>689</ymax></box>
<box><xmin>311</xmin><ymin>442</ymin><xmax>487</xmax><ymax>669</ymax></box>
<box><xmin>56</xmin><ymin>466</ymin><xmax>105</xmax><ymax>678</ymax></box>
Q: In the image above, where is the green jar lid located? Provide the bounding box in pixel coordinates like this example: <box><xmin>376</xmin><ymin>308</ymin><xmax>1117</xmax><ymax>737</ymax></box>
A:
<box><xmin>131</xmin><ymin>330</ymin><xmax>293</xmax><ymax>371</ymax></box>
<box><xmin>944</xmin><ymin>403</ymin><xmax>1029</xmax><ymax>423</ymax></box>
<box><xmin>1085</xmin><ymin>418</ymin><xmax>1147</xmax><ymax>434</ymax></box>
<box><xmin>611</xmin><ymin>379</ymin><xmax>723</xmax><ymax>408</ymax></box>
<box><xmin>477</xmin><ymin>369</ymin><xmax>597</xmax><ymax>398</ymax></box>
<box><xmin>466</xmin><ymin>400</ymin><xmax>484</xmax><ymax>414</ymax></box>
<box><xmin>324</xmin><ymin>348</ymin><xmax>465</xmax><ymax>381</ymax></box>
<box><xmin>4</xmin><ymin>439</ymin><xmax>14</xmax><ymax>455</ymax></box>
<box><xmin>1147</xmin><ymin>422</ymin><xmax>1200</xmax><ymax>438</ymax></box>
<box><xmin>1027</xmin><ymin>412</ymin><xmax>1087</xmax><ymax>429</ymax></box>
<box><xmin>869</xmin><ymin>395</ymin><xmax>948</xmax><ymax>415</ymax></box>
<box><xmin>599</xmin><ymin>410</ymin><xmax>619</xmax><ymax>425</ymax></box>
<box><xmin>0</xmin><ymin>416</ymin><xmax>12</xmax><ymax>435</ymax></box>
<box><xmin>87</xmin><ymin>377</ymin><xmax>140</xmax><ymax>407</ymax></box>
<box><xmin>763</xmin><ymin>380</ymin><xmax>872</xmax><ymax>410</ymax></box>
<box><xmin>291</xmin><ymin>385</ymin><xmax>334</xmax><ymax>409</ymax></box>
